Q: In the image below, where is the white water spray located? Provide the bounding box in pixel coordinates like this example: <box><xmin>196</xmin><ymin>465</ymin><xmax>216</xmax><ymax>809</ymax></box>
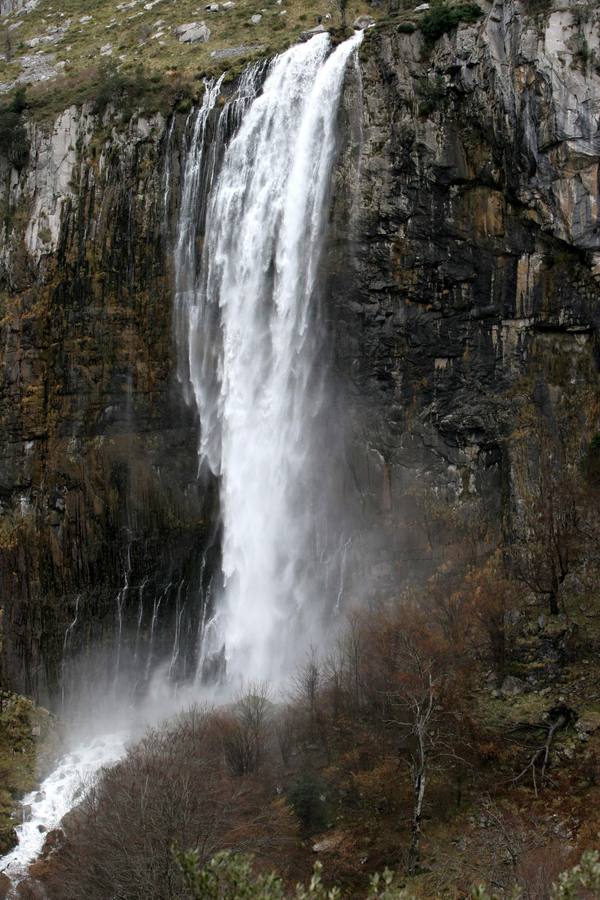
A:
<box><xmin>0</xmin><ymin>735</ymin><xmax>126</xmax><ymax>883</ymax></box>
<box><xmin>179</xmin><ymin>31</ymin><xmax>363</xmax><ymax>686</ymax></box>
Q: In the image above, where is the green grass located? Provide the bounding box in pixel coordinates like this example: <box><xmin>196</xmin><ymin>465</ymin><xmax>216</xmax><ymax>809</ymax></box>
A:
<box><xmin>0</xmin><ymin>0</ymin><xmax>382</xmax><ymax>117</ymax></box>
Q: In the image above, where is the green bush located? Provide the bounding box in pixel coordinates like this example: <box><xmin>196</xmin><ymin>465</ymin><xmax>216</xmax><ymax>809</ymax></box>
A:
<box><xmin>177</xmin><ymin>849</ymin><xmax>600</xmax><ymax>900</ymax></box>
<box><xmin>420</xmin><ymin>2</ymin><xmax>482</xmax><ymax>46</ymax></box>
<box><xmin>177</xmin><ymin>850</ymin><xmax>414</xmax><ymax>899</ymax></box>
<box><xmin>93</xmin><ymin>62</ymin><xmax>153</xmax><ymax>118</ymax></box>
<box><xmin>585</xmin><ymin>432</ymin><xmax>600</xmax><ymax>485</ymax></box>
<box><xmin>521</xmin><ymin>0</ymin><xmax>552</xmax><ymax>13</ymax></box>
<box><xmin>0</xmin><ymin>86</ymin><xmax>30</xmax><ymax>170</ymax></box>
<box><xmin>417</xmin><ymin>74</ymin><xmax>447</xmax><ymax>116</ymax></box>
<box><xmin>287</xmin><ymin>773</ymin><xmax>329</xmax><ymax>830</ymax></box>
<box><xmin>397</xmin><ymin>21</ymin><xmax>417</xmax><ymax>33</ymax></box>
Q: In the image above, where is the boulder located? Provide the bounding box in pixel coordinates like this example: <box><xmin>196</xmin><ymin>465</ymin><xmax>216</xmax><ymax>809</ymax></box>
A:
<box><xmin>0</xmin><ymin>874</ymin><xmax>11</xmax><ymax>900</ymax></box>
<box><xmin>17</xmin><ymin>52</ymin><xmax>57</xmax><ymax>83</ymax></box>
<box><xmin>353</xmin><ymin>14</ymin><xmax>374</xmax><ymax>28</ymax></box>
<box><xmin>299</xmin><ymin>23</ymin><xmax>325</xmax><ymax>40</ymax></box>
<box><xmin>250</xmin><ymin>13</ymin><xmax>262</xmax><ymax>24</ymax></box>
<box><xmin>210</xmin><ymin>43</ymin><xmax>265</xmax><ymax>59</ymax></box>
<box><xmin>175</xmin><ymin>21</ymin><xmax>211</xmax><ymax>42</ymax></box>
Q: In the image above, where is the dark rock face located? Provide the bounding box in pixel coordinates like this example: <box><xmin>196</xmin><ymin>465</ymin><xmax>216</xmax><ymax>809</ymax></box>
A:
<box><xmin>1</xmin><ymin>1</ymin><xmax>599</xmax><ymax>697</ymax></box>
<box><xmin>328</xmin><ymin>3</ymin><xmax>600</xmax><ymax>553</ymax></box>
<box><xmin>0</xmin><ymin>109</ymin><xmax>219</xmax><ymax>701</ymax></box>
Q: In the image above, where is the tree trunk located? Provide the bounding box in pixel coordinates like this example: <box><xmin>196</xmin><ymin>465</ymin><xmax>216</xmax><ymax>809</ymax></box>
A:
<box><xmin>407</xmin><ymin>765</ymin><xmax>426</xmax><ymax>875</ymax></box>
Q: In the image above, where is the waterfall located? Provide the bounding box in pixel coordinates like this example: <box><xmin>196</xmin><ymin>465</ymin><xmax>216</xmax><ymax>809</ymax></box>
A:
<box><xmin>177</xmin><ymin>31</ymin><xmax>363</xmax><ymax>687</ymax></box>
<box><xmin>0</xmin><ymin>30</ymin><xmax>363</xmax><ymax>882</ymax></box>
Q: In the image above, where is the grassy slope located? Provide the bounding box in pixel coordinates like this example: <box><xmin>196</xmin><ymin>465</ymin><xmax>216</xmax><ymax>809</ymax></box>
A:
<box><xmin>0</xmin><ymin>0</ymin><xmax>393</xmax><ymax>117</ymax></box>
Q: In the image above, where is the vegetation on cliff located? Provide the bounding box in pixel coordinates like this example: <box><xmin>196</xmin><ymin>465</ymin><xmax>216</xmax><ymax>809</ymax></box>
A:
<box><xmin>0</xmin><ymin>692</ymin><xmax>55</xmax><ymax>855</ymax></box>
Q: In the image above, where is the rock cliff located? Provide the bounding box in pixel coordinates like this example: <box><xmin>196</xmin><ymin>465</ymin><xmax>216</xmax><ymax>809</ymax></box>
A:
<box><xmin>0</xmin><ymin>106</ymin><xmax>217</xmax><ymax>699</ymax></box>
<box><xmin>329</xmin><ymin>0</ymin><xmax>600</xmax><ymax>570</ymax></box>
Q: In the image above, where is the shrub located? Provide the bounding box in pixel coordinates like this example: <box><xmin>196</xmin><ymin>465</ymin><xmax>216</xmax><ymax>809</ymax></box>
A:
<box><xmin>287</xmin><ymin>773</ymin><xmax>329</xmax><ymax>830</ymax></box>
<box><xmin>218</xmin><ymin>682</ymin><xmax>271</xmax><ymax>776</ymax></box>
<box><xmin>177</xmin><ymin>851</ymin><xmax>414</xmax><ymax>899</ymax></box>
<box><xmin>93</xmin><ymin>62</ymin><xmax>152</xmax><ymax>118</ymax></box>
<box><xmin>397</xmin><ymin>21</ymin><xmax>417</xmax><ymax>33</ymax></box>
<box><xmin>41</xmin><ymin>708</ymin><xmax>296</xmax><ymax>900</ymax></box>
<box><xmin>177</xmin><ymin>849</ymin><xmax>600</xmax><ymax>899</ymax></box>
<box><xmin>521</xmin><ymin>0</ymin><xmax>552</xmax><ymax>13</ymax></box>
<box><xmin>0</xmin><ymin>86</ymin><xmax>30</xmax><ymax>170</ymax></box>
<box><xmin>420</xmin><ymin>2</ymin><xmax>482</xmax><ymax>46</ymax></box>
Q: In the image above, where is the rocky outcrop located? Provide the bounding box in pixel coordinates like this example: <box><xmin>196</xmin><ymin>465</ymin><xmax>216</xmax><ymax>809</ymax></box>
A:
<box><xmin>329</xmin><ymin>0</ymin><xmax>600</xmax><ymax>562</ymax></box>
<box><xmin>0</xmin><ymin>104</ymin><xmax>217</xmax><ymax>700</ymax></box>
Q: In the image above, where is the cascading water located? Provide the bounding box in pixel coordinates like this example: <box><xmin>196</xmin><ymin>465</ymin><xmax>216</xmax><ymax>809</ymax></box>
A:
<box><xmin>1</xmin><ymin>30</ymin><xmax>363</xmax><ymax>883</ymax></box>
<box><xmin>178</xmin><ymin>30</ymin><xmax>364</xmax><ymax>687</ymax></box>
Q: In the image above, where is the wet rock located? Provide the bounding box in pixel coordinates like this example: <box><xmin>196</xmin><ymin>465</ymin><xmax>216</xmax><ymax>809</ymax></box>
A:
<box><xmin>576</xmin><ymin>716</ymin><xmax>600</xmax><ymax>739</ymax></box>
<box><xmin>312</xmin><ymin>831</ymin><xmax>345</xmax><ymax>853</ymax></box>
<box><xmin>299</xmin><ymin>23</ymin><xmax>325</xmax><ymax>40</ymax></box>
<box><xmin>41</xmin><ymin>828</ymin><xmax>65</xmax><ymax>857</ymax></box>
<box><xmin>353</xmin><ymin>14</ymin><xmax>374</xmax><ymax>29</ymax></box>
<box><xmin>326</xmin><ymin>0</ymin><xmax>600</xmax><ymax>594</ymax></box>
<box><xmin>0</xmin><ymin>873</ymin><xmax>10</xmax><ymax>900</ymax></box>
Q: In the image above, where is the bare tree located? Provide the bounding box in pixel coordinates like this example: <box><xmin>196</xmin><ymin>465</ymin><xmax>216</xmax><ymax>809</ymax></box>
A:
<box><xmin>219</xmin><ymin>682</ymin><xmax>271</xmax><ymax>776</ymax></box>
<box><xmin>385</xmin><ymin>637</ymin><xmax>441</xmax><ymax>874</ymax></box>
<box><xmin>512</xmin><ymin>468</ymin><xmax>580</xmax><ymax>616</ymax></box>
<box><xmin>39</xmin><ymin>706</ymin><xmax>295</xmax><ymax>900</ymax></box>
<box><xmin>374</xmin><ymin>619</ymin><xmax>471</xmax><ymax>876</ymax></box>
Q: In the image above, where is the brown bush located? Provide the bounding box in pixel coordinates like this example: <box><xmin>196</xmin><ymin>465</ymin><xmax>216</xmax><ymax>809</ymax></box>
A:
<box><xmin>41</xmin><ymin>707</ymin><xmax>296</xmax><ymax>900</ymax></box>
